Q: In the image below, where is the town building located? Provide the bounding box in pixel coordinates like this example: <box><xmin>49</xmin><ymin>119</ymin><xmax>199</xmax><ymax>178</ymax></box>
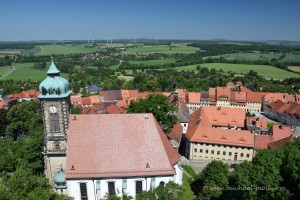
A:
<box><xmin>39</xmin><ymin>61</ymin><xmax>182</xmax><ymax>199</ymax></box>
<box><xmin>186</xmin><ymin>107</ymin><xmax>254</xmax><ymax>162</ymax></box>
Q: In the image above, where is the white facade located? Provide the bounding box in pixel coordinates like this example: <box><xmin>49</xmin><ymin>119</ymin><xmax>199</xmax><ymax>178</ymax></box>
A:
<box><xmin>180</xmin><ymin>122</ymin><xmax>188</xmax><ymax>134</ymax></box>
<box><xmin>67</xmin><ymin>164</ymin><xmax>183</xmax><ymax>200</ymax></box>
<box><xmin>246</xmin><ymin>102</ymin><xmax>262</xmax><ymax>113</ymax></box>
<box><xmin>187</xmin><ymin>103</ymin><xmax>201</xmax><ymax>113</ymax></box>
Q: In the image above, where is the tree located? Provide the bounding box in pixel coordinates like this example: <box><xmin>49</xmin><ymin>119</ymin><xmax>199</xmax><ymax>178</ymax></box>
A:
<box><xmin>136</xmin><ymin>181</ymin><xmax>184</xmax><ymax>200</ymax></box>
<box><xmin>0</xmin><ymin>108</ymin><xmax>8</xmax><ymax>137</ymax></box>
<box><xmin>127</xmin><ymin>94</ymin><xmax>178</xmax><ymax>132</ymax></box>
<box><xmin>191</xmin><ymin>160</ymin><xmax>229</xmax><ymax>199</ymax></box>
<box><xmin>6</xmin><ymin>101</ymin><xmax>42</xmax><ymax>140</ymax></box>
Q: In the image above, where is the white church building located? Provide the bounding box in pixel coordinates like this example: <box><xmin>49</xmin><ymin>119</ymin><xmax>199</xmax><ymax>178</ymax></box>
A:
<box><xmin>39</xmin><ymin>61</ymin><xmax>182</xmax><ymax>199</ymax></box>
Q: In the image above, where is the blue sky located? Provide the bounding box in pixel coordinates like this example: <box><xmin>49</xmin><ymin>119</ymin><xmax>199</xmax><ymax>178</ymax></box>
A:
<box><xmin>0</xmin><ymin>0</ymin><xmax>299</xmax><ymax>41</ymax></box>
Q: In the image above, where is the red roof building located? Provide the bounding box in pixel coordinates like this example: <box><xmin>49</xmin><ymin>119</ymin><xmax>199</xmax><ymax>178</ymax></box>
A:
<box><xmin>66</xmin><ymin>114</ymin><xmax>180</xmax><ymax>179</ymax></box>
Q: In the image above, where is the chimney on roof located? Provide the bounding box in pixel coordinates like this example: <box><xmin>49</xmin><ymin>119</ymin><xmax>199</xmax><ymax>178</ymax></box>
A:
<box><xmin>217</xmin><ymin>106</ymin><xmax>221</xmax><ymax>110</ymax></box>
<box><xmin>70</xmin><ymin>165</ymin><xmax>75</xmax><ymax>170</ymax></box>
<box><xmin>73</xmin><ymin>116</ymin><xmax>77</xmax><ymax>120</ymax></box>
<box><xmin>146</xmin><ymin>163</ymin><xmax>150</xmax><ymax>168</ymax></box>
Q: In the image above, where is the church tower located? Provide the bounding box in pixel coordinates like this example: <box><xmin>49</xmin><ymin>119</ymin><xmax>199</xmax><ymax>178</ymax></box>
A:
<box><xmin>39</xmin><ymin>60</ymin><xmax>72</xmax><ymax>194</ymax></box>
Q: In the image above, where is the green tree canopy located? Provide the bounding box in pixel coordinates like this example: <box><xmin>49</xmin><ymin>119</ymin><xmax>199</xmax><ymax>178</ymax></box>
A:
<box><xmin>127</xmin><ymin>94</ymin><xmax>178</xmax><ymax>132</ymax></box>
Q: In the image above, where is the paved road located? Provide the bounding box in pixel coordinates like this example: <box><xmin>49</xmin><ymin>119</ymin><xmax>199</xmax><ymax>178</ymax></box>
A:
<box><xmin>190</xmin><ymin>159</ymin><xmax>242</xmax><ymax>174</ymax></box>
<box><xmin>0</xmin><ymin>64</ymin><xmax>16</xmax><ymax>80</ymax></box>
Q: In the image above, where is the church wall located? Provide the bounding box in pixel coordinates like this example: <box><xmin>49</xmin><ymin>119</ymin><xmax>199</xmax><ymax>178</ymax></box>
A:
<box><xmin>67</xmin><ymin>175</ymin><xmax>179</xmax><ymax>200</ymax></box>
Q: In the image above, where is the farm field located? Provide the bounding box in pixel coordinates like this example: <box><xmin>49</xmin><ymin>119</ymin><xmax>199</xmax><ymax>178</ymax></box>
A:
<box><xmin>122</xmin><ymin>43</ymin><xmax>199</xmax><ymax>54</ymax></box>
<box><xmin>173</xmin><ymin>63</ymin><xmax>300</xmax><ymax>79</ymax></box>
<box><xmin>21</xmin><ymin>46</ymin><xmax>42</xmax><ymax>54</ymax></box>
<box><xmin>38</xmin><ymin>44</ymin><xmax>99</xmax><ymax>55</ymax></box>
<box><xmin>204</xmin><ymin>52</ymin><xmax>300</xmax><ymax>63</ymax></box>
<box><xmin>129</xmin><ymin>59</ymin><xmax>176</xmax><ymax>65</ymax></box>
<box><xmin>3</xmin><ymin>63</ymin><xmax>68</xmax><ymax>81</ymax></box>
<box><xmin>288</xmin><ymin>66</ymin><xmax>300</xmax><ymax>73</ymax></box>
<box><xmin>0</xmin><ymin>66</ymin><xmax>12</xmax><ymax>76</ymax></box>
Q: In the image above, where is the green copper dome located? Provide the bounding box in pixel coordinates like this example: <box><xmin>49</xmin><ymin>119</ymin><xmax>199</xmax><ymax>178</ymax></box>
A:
<box><xmin>39</xmin><ymin>61</ymin><xmax>72</xmax><ymax>99</ymax></box>
<box><xmin>54</xmin><ymin>169</ymin><xmax>67</xmax><ymax>189</ymax></box>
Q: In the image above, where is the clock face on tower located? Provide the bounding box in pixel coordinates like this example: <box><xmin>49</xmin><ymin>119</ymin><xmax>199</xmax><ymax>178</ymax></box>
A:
<box><xmin>49</xmin><ymin>106</ymin><xmax>58</xmax><ymax>114</ymax></box>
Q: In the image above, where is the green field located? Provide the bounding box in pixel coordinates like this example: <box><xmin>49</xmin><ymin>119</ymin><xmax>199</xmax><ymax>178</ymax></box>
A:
<box><xmin>3</xmin><ymin>63</ymin><xmax>68</xmax><ymax>81</ymax></box>
<box><xmin>0</xmin><ymin>66</ymin><xmax>12</xmax><ymax>77</ymax></box>
<box><xmin>174</xmin><ymin>63</ymin><xmax>300</xmax><ymax>79</ymax></box>
<box><xmin>122</xmin><ymin>43</ymin><xmax>199</xmax><ymax>54</ymax></box>
<box><xmin>21</xmin><ymin>46</ymin><xmax>43</xmax><ymax>54</ymax></box>
<box><xmin>204</xmin><ymin>52</ymin><xmax>300</xmax><ymax>63</ymax></box>
<box><xmin>39</xmin><ymin>44</ymin><xmax>99</xmax><ymax>55</ymax></box>
<box><xmin>288</xmin><ymin>66</ymin><xmax>300</xmax><ymax>73</ymax></box>
<box><xmin>129</xmin><ymin>59</ymin><xmax>176</xmax><ymax>65</ymax></box>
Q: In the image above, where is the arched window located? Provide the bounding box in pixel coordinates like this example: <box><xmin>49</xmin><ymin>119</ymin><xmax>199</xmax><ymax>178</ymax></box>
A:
<box><xmin>159</xmin><ymin>181</ymin><xmax>165</xmax><ymax>187</ymax></box>
<box><xmin>49</xmin><ymin>106</ymin><xmax>60</xmax><ymax>133</ymax></box>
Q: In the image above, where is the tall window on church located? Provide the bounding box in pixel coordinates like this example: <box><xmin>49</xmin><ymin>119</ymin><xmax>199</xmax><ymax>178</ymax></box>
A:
<box><xmin>108</xmin><ymin>182</ymin><xmax>115</xmax><ymax>196</ymax></box>
<box><xmin>80</xmin><ymin>182</ymin><xmax>88</xmax><ymax>200</ymax></box>
<box><xmin>136</xmin><ymin>181</ymin><xmax>143</xmax><ymax>195</ymax></box>
<box><xmin>49</xmin><ymin>106</ymin><xmax>60</xmax><ymax>133</ymax></box>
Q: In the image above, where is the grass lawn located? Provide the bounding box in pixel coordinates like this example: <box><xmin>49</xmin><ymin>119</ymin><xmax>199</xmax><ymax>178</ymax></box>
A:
<box><xmin>182</xmin><ymin>174</ymin><xmax>196</xmax><ymax>200</ymax></box>
<box><xmin>123</xmin><ymin>43</ymin><xmax>199</xmax><ymax>54</ymax></box>
<box><xmin>38</xmin><ymin>44</ymin><xmax>99</xmax><ymax>55</ymax></box>
<box><xmin>174</xmin><ymin>63</ymin><xmax>300</xmax><ymax>79</ymax></box>
<box><xmin>288</xmin><ymin>66</ymin><xmax>300</xmax><ymax>73</ymax></box>
<box><xmin>182</xmin><ymin>165</ymin><xmax>197</xmax><ymax>178</ymax></box>
<box><xmin>0</xmin><ymin>66</ymin><xmax>13</xmax><ymax>77</ymax></box>
<box><xmin>129</xmin><ymin>59</ymin><xmax>176</xmax><ymax>65</ymax></box>
<box><xmin>3</xmin><ymin>63</ymin><xmax>68</xmax><ymax>81</ymax></box>
<box><xmin>118</xmin><ymin>75</ymin><xmax>134</xmax><ymax>81</ymax></box>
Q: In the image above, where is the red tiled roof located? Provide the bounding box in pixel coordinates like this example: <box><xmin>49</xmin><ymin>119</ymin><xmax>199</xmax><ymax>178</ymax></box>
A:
<box><xmin>272</xmin><ymin>125</ymin><xmax>291</xmax><ymax>141</ymax></box>
<box><xmin>254</xmin><ymin>135</ymin><xmax>274</xmax><ymax>150</ymax></box>
<box><xmin>66</xmin><ymin>114</ymin><xmax>179</xmax><ymax>179</ymax></box>
<box><xmin>187</xmin><ymin>125</ymin><xmax>254</xmax><ymax>147</ymax></box>
<box><xmin>247</xmin><ymin>92</ymin><xmax>263</xmax><ymax>103</ymax></box>
<box><xmin>296</xmin><ymin>94</ymin><xmax>300</xmax><ymax>104</ymax></box>
<box><xmin>226</xmin><ymin>82</ymin><xmax>235</xmax><ymax>87</ymax></box>
<box><xmin>263</xmin><ymin>93</ymin><xmax>287</xmax><ymax>103</ymax></box>
<box><xmin>0</xmin><ymin>101</ymin><xmax>4</xmax><ymax>109</ymax></box>
<box><xmin>240</xmin><ymin>87</ymin><xmax>252</xmax><ymax>93</ymax></box>
<box><xmin>286</xmin><ymin>94</ymin><xmax>296</xmax><ymax>103</ymax></box>
<box><xmin>167</xmin><ymin>122</ymin><xmax>183</xmax><ymax>144</ymax></box>
<box><xmin>186</xmin><ymin>107</ymin><xmax>252</xmax><ymax>147</ymax></box>
<box><xmin>246</xmin><ymin>117</ymin><xmax>268</xmax><ymax>128</ymax></box>
<box><xmin>201</xmin><ymin>106</ymin><xmax>245</xmax><ymax>128</ymax></box>
<box><xmin>268</xmin><ymin>135</ymin><xmax>293</xmax><ymax>149</ymax></box>
<box><xmin>277</xmin><ymin>104</ymin><xmax>292</xmax><ymax>114</ymax></box>
<box><xmin>70</xmin><ymin>96</ymin><xmax>81</xmax><ymax>104</ymax></box>
<box><xmin>268</xmin><ymin>100</ymin><xmax>285</xmax><ymax>112</ymax></box>
<box><xmin>106</xmin><ymin>104</ymin><xmax>123</xmax><ymax>114</ymax></box>
<box><xmin>81</xmin><ymin>97</ymin><xmax>92</xmax><ymax>105</ymax></box>
<box><xmin>188</xmin><ymin>92</ymin><xmax>201</xmax><ymax>104</ymax></box>
<box><xmin>231</xmin><ymin>91</ymin><xmax>246</xmax><ymax>102</ymax></box>
<box><xmin>89</xmin><ymin>95</ymin><xmax>100</xmax><ymax>104</ymax></box>
<box><xmin>217</xmin><ymin>87</ymin><xmax>231</xmax><ymax>100</ymax></box>
<box><xmin>236</xmin><ymin>81</ymin><xmax>242</xmax><ymax>86</ymax></box>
